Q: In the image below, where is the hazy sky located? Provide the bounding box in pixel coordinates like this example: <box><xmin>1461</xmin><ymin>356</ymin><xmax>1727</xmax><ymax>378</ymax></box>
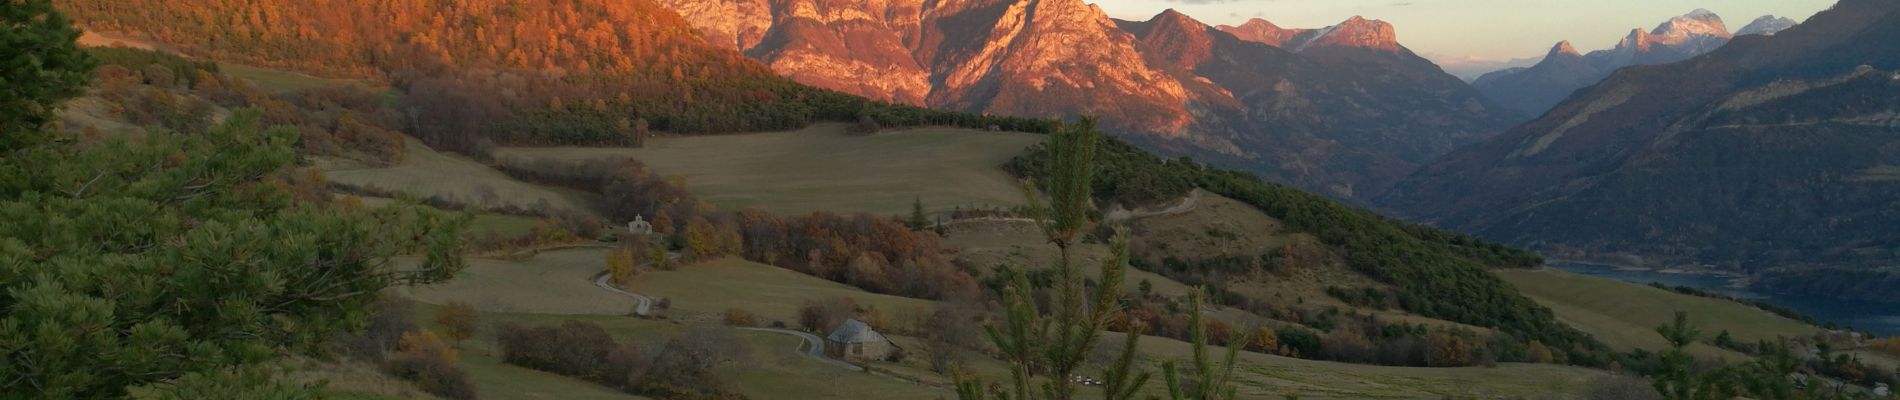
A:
<box><xmin>1091</xmin><ymin>0</ymin><xmax>1836</xmax><ymax>62</ymax></box>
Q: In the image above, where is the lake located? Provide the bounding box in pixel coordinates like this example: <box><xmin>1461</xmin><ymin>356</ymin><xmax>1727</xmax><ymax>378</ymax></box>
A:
<box><xmin>1551</xmin><ymin>262</ymin><xmax>1900</xmax><ymax>337</ymax></box>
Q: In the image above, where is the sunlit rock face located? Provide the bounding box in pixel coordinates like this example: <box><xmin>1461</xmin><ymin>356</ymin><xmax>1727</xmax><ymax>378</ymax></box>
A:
<box><xmin>655</xmin><ymin>1</ymin><xmax>1515</xmax><ymax>201</ymax></box>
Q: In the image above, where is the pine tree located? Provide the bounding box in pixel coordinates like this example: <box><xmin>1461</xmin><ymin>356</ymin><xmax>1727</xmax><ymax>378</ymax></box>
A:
<box><xmin>956</xmin><ymin>118</ymin><xmax>1147</xmax><ymax>400</ymax></box>
<box><xmin>1161</xmin><ymin>290</ymin><xmax>1248</xmax><ymax>400</ymax></box>
<box><xmin>0</xmin><ymin>0</ymin><xmax>95</xmax><ymax>152</ymax></box>
<box><xmin>1653</xmin><ymin>311</ymin><xmax>1708</xmax><ymax>400</ymax></box>
<box><xmin>0</xmin><ymin>110</ymin><xmax>467</xmax><ymax>397</ymax></box>
<box><xmin>907</xmin><ymin>196</ymin><xmax>931</xmax><ymax>231</ymax></box>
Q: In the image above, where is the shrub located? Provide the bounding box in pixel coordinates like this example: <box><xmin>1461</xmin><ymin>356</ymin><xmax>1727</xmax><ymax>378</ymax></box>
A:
<box><xmin>643</xmin><ymin>325</ymin><xmax>749</xmax><ymax>397</ymax></box>
<box><xmin>1426</xmin><ymin>333</ymin><xmax>1475</xmax><ymax>367</ymax></box>
<box><xmin>435</xmin><ymin>301</ymin><xmax>478</xmax><ymax>346</ymax></box>
<box><xmin>496</xmin><ymin>320</ymin><xmax>635</xmax><ymax>382</ymax></box>
<box><xmin>335</xmin><ymin>298</ymin><xmax>418</xmax><ymax>362</ymax></box>
<box><xmin>386</xmin><ymin>330</ymin><xmax>477</xmax><ymax>400</ymax></box>
<box><xmin>798</xmin><ymin>298</ymin><xmax>859</xmax><ymax>333</ymax></box>
<box><xmin>1526</xmin><ymin>341</ymin><xmax>1556</xmax><ymax>364</ymax></box>
<box><xmin>723</xmin><ymin>308</ymin><xmax>758</xmax><ymax>327</ymax></box>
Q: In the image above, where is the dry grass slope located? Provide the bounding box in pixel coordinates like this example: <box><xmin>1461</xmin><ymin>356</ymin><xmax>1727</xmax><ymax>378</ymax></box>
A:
<box><xmin>401</xmin><ymin>248</ymin><xmax>634</xmax><ymax>315</ymax></box>
<box><xmin>324</xmin><ymin>137</ymin><xmax>599</xmax><ymax>217</ymax></box>
<box><xmin>496</xmin><ymin>124</ymin><xmax>1041</xmax><ymax>215</ymax></box>
<box><xmin>1498</xmin><ymin>268</ymin><xmax>1820</xmax><ymax>359</ymax></box>
<box><xmin>625</xmin><ymin>257</ymin><xmax>936</xmax><ymax>324</ymax></box>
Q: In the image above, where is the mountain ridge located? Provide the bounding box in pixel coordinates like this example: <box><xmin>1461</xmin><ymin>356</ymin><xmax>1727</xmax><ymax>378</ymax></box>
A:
<box><xmin>658</xmin><ymin>1</ymin><xmax>1514</xmax><ymax>200</ymax></box>
<box><xmin>1382</xmin><ymin>0</ymin><xmax>1900</xmax><ymax>277</ymax></box>
<box><xmin>1473</xmin><ymin>10</ymin><xmax>1797</xmax><ymax>116</ymax></box>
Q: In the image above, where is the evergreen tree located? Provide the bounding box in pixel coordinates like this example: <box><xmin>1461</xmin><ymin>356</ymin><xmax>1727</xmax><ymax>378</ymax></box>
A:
<box><xmin>1161</xmin><ymin>290</ymin><xmax>1248</xmax><ymax>400</ymax></box>
<box><xmin>956</xmin><ymin>118</ymin><xmax>1147</xmax><ymax>400</ymax></box>
<box><xmin>1653</xmin><ymin>312</ymin><xmax>1712</xmax><ymax>400</ymax></box>
<box><xmin>0</xmin><ymin>0</ymin><xmax>95</xmax><ymax>152</ymax></box>
<box><xmin>0</xmin><ymin>110</ymin><xmax>466</xmax><ymax>397</ymax></box>
<box><xmin>907</xmin><ymin>196</ymin><xmax>930</xmax><ymax>231</ymax></box>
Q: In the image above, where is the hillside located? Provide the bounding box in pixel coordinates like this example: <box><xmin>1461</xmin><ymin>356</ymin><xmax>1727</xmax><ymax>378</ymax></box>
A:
<box><xmin>652</xmin><ymin>1</ymin><xmax>1517</xmax><ymax>200</ymax></box>
<box><xmin>53</xmin><ymin>0</ymin><xmax>1053</xmax><ymax>154</ymax></box>
<box><xmin>1472</xmin><ymin>9</ymin><xmax>1798</xmax><ymax>117</ymax></box>
<box><xmin>1381</xmin><ymin>0</ymin><xmax>1900</xmax><ymax>298</ymax></box>
<box><xmin>494</xmin><ymin>124</ymin><xmax>1040</xmax><ymax>215</ymax></box>
<box><xmin>1009</xmin><ymin>137</ymin><xmax>1614</xmax><ymax>366</ymax></box>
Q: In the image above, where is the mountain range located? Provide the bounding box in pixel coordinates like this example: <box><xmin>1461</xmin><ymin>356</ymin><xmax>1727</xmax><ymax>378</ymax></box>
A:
<box><xmin>1381</xmin><ymin>0</ymin><xmax>1900</xmax><ymax>280</ymax></box>
<box><xmin>1472</xmin><ymin>9</ymin><xmax>1798</xmax><ymax>116</ymax></box>
<box><xmin>654</xmin><ymin>0</ymin><xmax>1516</xmax><ymax>200</ymax></box>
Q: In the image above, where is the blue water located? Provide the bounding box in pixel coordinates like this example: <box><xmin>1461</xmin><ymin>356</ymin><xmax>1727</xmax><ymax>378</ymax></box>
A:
<box><xmin>1550</xmin><ymin>262</ymin><xmax>1900</xmax><ymax>337</ymax></box>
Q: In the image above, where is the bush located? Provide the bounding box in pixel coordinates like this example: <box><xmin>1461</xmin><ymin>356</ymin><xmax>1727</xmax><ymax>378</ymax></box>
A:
<box><xmin>723</xmin><ymin>308</ymin><xmax>758</xmax><ymax>327</ymax></box>
<box><xmin>495</xmin><ymin>320</ymin><xmax>642</xmax><ymax>384</ymax></box>
<box><xmin>798</xmin><ymin>298</ymin><xmax>859</xmax><ymax>333</ymax></box>
<box><xmin>436</xmin><ymin>301</ymin><xmax>478</xmax><ymax>346</ymax></box>
<box><xmin>643</xmin><ymin>325</ymin><xmax>749</xmax><ymax>397</ymax></box>
<box><xmin>384</xmin><ymin>355</ymin><xmax>477</xmax><ymax>400</ymax></box>
<box><xmin>386</xmin><ymin>330</ymin><xmax>477</xmax><ymax>400</ymax></box>
<box><xmin>335</xmin><ymin>298</ymin><xmax>418</xmax><ymax>362</ymax></box>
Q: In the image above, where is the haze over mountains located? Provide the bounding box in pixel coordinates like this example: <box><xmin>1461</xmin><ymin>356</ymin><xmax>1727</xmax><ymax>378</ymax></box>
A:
<box><xmin>655</xmin><ymin>0</ymin><xmax>1515</xmax><ymax>200</ymax></box>
<box><xmin>1382</xmin><ymin>0</ymin><xmax>1900</xmax><ymax>297</ymax></box>
<box><xmin>1472</xmin><ymin>9</ymin><xmax>1799</xmax><ymax>116</ymax></box>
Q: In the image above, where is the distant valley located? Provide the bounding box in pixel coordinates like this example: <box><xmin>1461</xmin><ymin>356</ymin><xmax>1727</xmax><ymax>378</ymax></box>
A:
<box><xmin>1383</xmin><ymin>0</ymin><xmax>1900</xmax><ymax>304</ymax></box>
<box><xmin>1473</xmin><ymin>9</ymin><xmax>1798</xmax><ymax>116</ymax></box>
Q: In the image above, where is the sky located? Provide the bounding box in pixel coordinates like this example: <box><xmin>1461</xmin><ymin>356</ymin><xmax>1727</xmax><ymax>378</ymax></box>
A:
<box><xmin>1090</xmin><ymin>0</ymin><xmax>1836</xmax><ymax>64</ymax></box>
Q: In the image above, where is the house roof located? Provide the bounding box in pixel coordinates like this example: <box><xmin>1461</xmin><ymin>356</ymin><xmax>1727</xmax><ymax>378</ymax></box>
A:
<box><xmin>826</xmin><ymin>319</ymin><xmax>887</xmax><ymax>344</ymax></box>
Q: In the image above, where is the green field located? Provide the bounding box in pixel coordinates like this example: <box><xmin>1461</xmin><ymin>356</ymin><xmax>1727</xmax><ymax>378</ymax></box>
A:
<box><xmin>355</xmin><ymin>196</ymin><xmax>542</xmax><ymax>238</ymax></box>
<box><xmin>1498</xmin><ymin>268</ymin><xmax>1820</xmax><ymax>358</ymax></box>
<box><xmin>400</xmin><ymin>248</ymin><xmax>634</xmax><ymax>315</ymax></box>
<box><xmin>625</xmin><ymin>257</ymin><xmax>936</xmax><ymax>324</ymax></box>
<box><xmin>495</xmin><ymin>124</ymin><xmax>1041</xmax><ymax>215</ymax></box>
<box><xmin>402</xmin><ymin>302</ymin><xmax>948</xmax><ymax>400</ymax></box>
<box><xmin>1116</xmin><ymin>332</ymin><xmax>1608</xmax><ymax>399</ymax></box>
<box><xmin>325</xmin><ymin>137</ymin><xmax>599</xmax><ymax>217</ymax></box>
<box><xmin>459</xmin><ymin>352</ymin><xmax>649</xmax><ymax>400</ymax></box>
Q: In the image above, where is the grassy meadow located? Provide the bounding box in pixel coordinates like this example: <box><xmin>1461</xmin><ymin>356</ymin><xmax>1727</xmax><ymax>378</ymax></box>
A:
<box><xmin>1498</xmin><ymin>268</ymin><xmax>1820</xmax><ymax>359</ymax></box>
<box><xmin>495</xmin><ymin>124</ymin><xmax>1041</xmax><ymax>215</ymax></box>
<box><xmin>622</xmin><ymin>257</ymin><xmax>937</xmax><ymax>324</ymax></box>
<box><xmin>324</xmin><ymin>137</ymin><xmax>599</xmax><ymax>217</ymax></box>
<box><xmin>400</xmin><ymin>248</ymin><xmax>634</xmax><ymax>316</ymax></box>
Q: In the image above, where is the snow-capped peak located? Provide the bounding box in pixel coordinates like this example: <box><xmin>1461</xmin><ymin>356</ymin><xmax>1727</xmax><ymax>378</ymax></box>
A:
<box><xmin>1736</xmin><ymin>15</ymin><xmax>1798</xmax><ymax>36</ymax></box>
<box><xmin>1652</xmin><ymin>9</ymin><xmax>1731</xmax><ymax>40</ymax></box>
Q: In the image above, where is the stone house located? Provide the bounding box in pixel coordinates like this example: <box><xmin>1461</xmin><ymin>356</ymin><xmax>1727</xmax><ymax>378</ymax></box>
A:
<box><xmin>825</xmin><ymin>319</ymin><xmax>897</xmax><ymax>362</ymax></box>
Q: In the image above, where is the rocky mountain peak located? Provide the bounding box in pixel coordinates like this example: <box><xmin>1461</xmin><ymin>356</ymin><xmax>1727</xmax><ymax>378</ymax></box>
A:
<box><xmin>1549</xmin><ymin>40</ymin><xmax>1581</xmax><ymax>58</ymax></box>
<box><xmin>1151</xmin><ymin>8</ymin><xmax>1207</xmax><ymax>30</ymax></box>
<box><xmin>1295</xmin><ymin>15</ymin><xmax>1401</xmax><ymax>52</ymax></box>
<box><xmin>1616</xmin><ymin>28</ymin><xmax>1653</xmax><ymax>52</ymax></box>
<box><xmin>1215</xmin><ymin>18</ymin><xmax>1309</xmax><ymax>47</ymax></box>
<box><xmin>1650</xmin><ymin>9</ymin><xmax>1732</xmax><ymax>52</ymax></box>
<box><xmin>1133</xmin><ymin>9</ymin><xmax>1218</xmax><ymax>69</ymax></box>
<box><xmin>1737</xmin><ymin>15</ymin><xmax>1798</xmax><ymax>36</ymax></box>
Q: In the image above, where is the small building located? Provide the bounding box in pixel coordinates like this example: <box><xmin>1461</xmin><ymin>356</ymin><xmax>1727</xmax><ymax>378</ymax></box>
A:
<box><xmin>825</xmin><ymin>319</ymin><xmax>897</xmax><ymax>362</ymax></box>
<box><xmin>627</xmin><ymin>215</ymin><xmax>653</xmax><ymax>236</ymax></box>
<box><xmin>1875</xmin><ymin>382</ymin><xmax>1890</xmax><ymax>397</ymax></box>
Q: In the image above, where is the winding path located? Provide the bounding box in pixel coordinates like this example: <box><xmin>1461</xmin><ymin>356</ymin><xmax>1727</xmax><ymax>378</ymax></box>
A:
<box><xmin>592</xmin><ymin>272</ymin><xmax>654</xmax><ymax>316</ymax></box>
<box><xmin>738</xmin><ymin>327</ymin><xmax>864</xmax><ymax>371</ymax></box>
